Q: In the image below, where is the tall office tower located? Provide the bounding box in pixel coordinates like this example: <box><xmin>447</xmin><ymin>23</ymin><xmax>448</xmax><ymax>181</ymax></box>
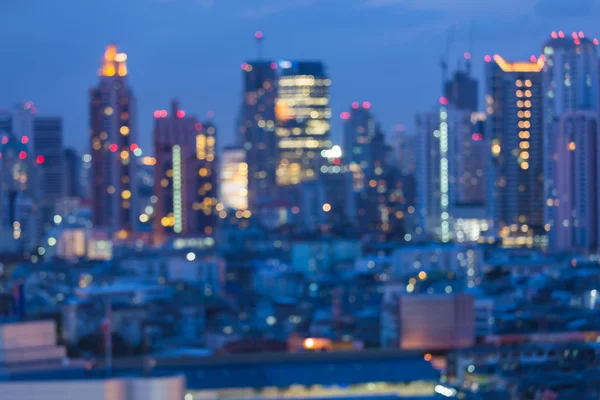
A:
<box><xmin>392</xmin><ymin>127</ymin><xmax>416</xmax><ymax>177</ymax></box>
<box><xmin>416</xmin><ymin>110</ymin><xmax>441</xmax><ymax>239</ymax></box>
<box><xmin>239</xmin><ymin>61</ymin><xmax>278</xmax><ymax>211</ymax></box>
<box><xmin>220</xmin><ymin>146</ymin><xmax>248</xmax><ymax>211</ymax></box>
<box><xmin>63</xmin><ymin>148</ymin><xmax>80</xmax><ymax>198</ymax></box>
<box><xmin>34</xmin><ymin>117</ymin><xmax>64</xmax><ymax>228</ymax></box>
<box><xmin>444</xmin><ymin>69</ymin><xmax>478</xmax><ymax>111</ymax></box>
<box><xmin>0</xmin><ymin>134</ymin><xmax>41</xmax><ymax>254</ymax></box>
<box><xmin>89</xmin><ymin>44</ymin><xmax>137</xmax><ymax>236</ymax></box>
<box><xmin>551</xmin><ymin>112</ymin><xmax>599</xmax><ymax>252</ymax></box>
<box><xmin>542</xmin><ymin>32</ymin><xmax>599</xmax><ymax>243</ymax></box>
<box><xmin>342</xmin><ymin>101</ymin><xmax>376</xmax><ymax>171</ymax></box>
<box><xmin>276</xmin><ymin>61</ymin><xmax>331</xmax><ymax>185</ymax></box>
<box><xmin>153</xmin><ymin>100</ymin><xmax>217</xmax><ymax>244</ymax></box>
<box><xmin>486</xmin><ymin>55</ymin><xmax>545</xmax><ymax>242</ymax></box>
<box><xmin>448</xmin><ymin>109</ymin><xmax>486</xmax><ymax>206</ymax></box>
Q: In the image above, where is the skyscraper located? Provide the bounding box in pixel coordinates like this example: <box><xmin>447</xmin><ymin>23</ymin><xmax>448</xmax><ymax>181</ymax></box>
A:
<box><xmin>220</xmin><ymin>146</ymin><xmax>248</xmax><ymax>211</ymax></box>
<box><xmin>89</xmin><ymin>44</ymin><xmax>137</xmax><ymax>236</ymax></box>
<box><xmin>444</xmin><ymin>69</ymin><xmax>478</xmax><ymax>111</ymax></box>
<box><xmin>34</xmin><ymin>117</ymin><xmax>64</xmax><ymax>228</ymax></box>
<box><xmin>0</xmin><ymin>132</ymin><xmax>41</xmax><ymax>254</ymax></box>
<box><xmin>542</xmin><ymin>32</ymin><xmax>599</xmax><ymax>244</ymax></box>
<box><xmin>416</xmin><ymin>110</ymin><xmax>441</xmax><ymax>239</ymax></box>
<box><xmin>342</xmin><ymin>101</ymin><xmax>375</xmax><ymax>171</ymax></box>
<box><xmin>153</xmin><ymin>100</ymin><xmax>217</xmax><ymax>244</ymax></box>
<box><xmin>63</xmin><ymin>148</ymin><xmax>80</xmax><ymax>198</ymax></box>
<box><xmin>239</xmin><ymin>61</ymin><xmax>278</xmax><ymax>211</ymax></box>
<box><xmin>551</xmin><ymin>111</ymin><xmax>599</xmax><ymax>252</ymax></box>
<box><xmin>276</xmin><ymin>61</ymin><xmax>331</xmax><ymax>186</ymax></box>
<box><xmin>486</xmin><ymin>55</ymin><xmax>545</xmax><ymax>242</ymax></box>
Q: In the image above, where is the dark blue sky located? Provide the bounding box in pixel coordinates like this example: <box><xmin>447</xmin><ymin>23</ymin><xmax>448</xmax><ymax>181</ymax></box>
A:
<box><xmin>1</xmin><ymin>0</ymin><xmax>598</xmax><ymax>155</ymax></box>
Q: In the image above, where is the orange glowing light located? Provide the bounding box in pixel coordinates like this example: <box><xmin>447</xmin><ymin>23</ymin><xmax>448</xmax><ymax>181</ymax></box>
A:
<box><xmin>493</xmin><ymin>54</ymin><xmax>544</xmax><ymax>73</ymax></box>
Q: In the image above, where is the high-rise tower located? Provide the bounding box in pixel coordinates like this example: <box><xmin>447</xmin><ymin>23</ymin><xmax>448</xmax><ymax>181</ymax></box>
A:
<box><xmin>276</xmin><ymin>61</ymin><xmax>331</xmax><ymax>186</ymax></box>
<box><xmin>153</xmin><ymin>101</ymin><xmax>217</xmax><ymax>244</ymax></box>
<box><xmin>542</xmin><ymin>32</ymin><xmax>599</xmax><ymax>245</ymax></box>
<box><xmin>486</xmin><ymin>54</ymin><xmax>545</xmax><ymax>242</ymax></box>
<box><xmin>89</xmin><ymin>44</ymin><xmax>138</xmax><ymax>236</ymax></box>
<box><xmin>239</xmin><ymin>61</ymin><xmax>278</xmax><ymax>211</ymax></box>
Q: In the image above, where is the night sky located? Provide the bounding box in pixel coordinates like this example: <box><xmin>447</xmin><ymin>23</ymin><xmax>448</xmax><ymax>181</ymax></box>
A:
<box><xmin>1</xmin><ymin>0</ymin><xmax>598</xmax><ymax>155</ymax></box>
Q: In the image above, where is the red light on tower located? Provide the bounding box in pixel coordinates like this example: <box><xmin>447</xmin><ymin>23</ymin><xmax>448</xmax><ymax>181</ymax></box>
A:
<box><xmin>551</xmin><ymin>31</ymin><xmax>558</xmax><ymax>39</ymax></box>
<box><xmin>109</xmin><ymin>144</ymin><xmax>118</xmax><ymax>153</ymax></box>
<box><xmin>594</xmin><ymin>38</ymin><xmax>599</xmax><ymax>46</ymax></box>
<box><xmin>472</xmin><ymin>133</ymin><xmax>483</xmax><ymax>141</ymax></box>
<box><xmin>340</xmin><ymin>112</ymin><xmax>350</xmax><ymax>120</ymax></box>
<box><xmin>439</xmin><ymin>97</ymin><xmax>449</xmax><ymax>105</ymax></box>
<box><xmin>484</xmin><ymin>55</ymin><xmax>492</xmax><ymax>63</ymax></box>
<box><xmin>36</xmin><ymin>155</ymin><xmax>45</xmax><ymax>164</ymax></box>
<box><xmin>558</xmin><ymin>30</ymin><xmax>565</xmax><ymax>38</ymax></box>
<box><xmin>160</xmin><ymin>110</ymin><xmax>167</xmax><ymax>118</ymax></box>
<box><xmin>351</xmin><ymin>102</ymin><xmax>359</xmax><ymax>109</ymax></box>
<box><xmin>130</xmin><ymin>143</ymin><xmax>139</xmax><ymax>151</ymax></box>
<box><xmin>1</xmin><ymin>136</ymin><xmax>7</xmax><ymax>144</ymax></box>
<box><xmin>19</xmin><ymin>151</ymin><xmax>26</xmax><ymax>160</ymax></box>
<box><xmin>362</xmin><ymin>101</ymin><xmax>371</xmax><ymax>109</ymax></box>
<box><xmin>270</xmin><ymin>62</ymin><xmax>278</xmax><ymax>70</ymax></box>
<box><xmin>195</xmin><ymin>123</ymin><xmax>203</xmax><ymax>131</ymax></box>
<box><xmin>153</xmin><ymin>110</ymin><xmax>161</xmax><ymax>118</ymax></box>
<box><xmin>176</xmin><ymin>110</ymin><xmax>185</xmax><ymax>118</ymax></box>
<box><xmin>21</xmin><ymin>136</ymin><xmax>29</xmax><ymax>144</ymax></box>
<box><xmin>574</xmin><ymin>38</ymin><xmax>580</xmax><ymax>45</ymax></box>
<box><xmin>464</xmin><ymin>52</ymin><xmax>471</xmax><ymax>60</ymax></box>
<box><xmin>572</xmin><ymin>32</ymin><xmax>578</xmax><ymax>39</ymax></box>
<box><xmin>579</xmin><ymin>31</ymin><xmax>584</xmax><ymax>38</ymax></box>
<box><xmin>255</xmin><ymin>31</ymin><xmax>263</xmax><ymax>40</ymax></box>
<box><xmin>530</xmin><ymin>55</ymin><xmax>537</xmax><ymax>63</ymax></box>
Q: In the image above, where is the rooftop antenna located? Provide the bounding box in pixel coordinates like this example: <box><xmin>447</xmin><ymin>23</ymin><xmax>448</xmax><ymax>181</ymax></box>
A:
<box><xmin>255</xmin><ymin>31</ymin><xmax>264</xmax><ymax>60</ymax></box>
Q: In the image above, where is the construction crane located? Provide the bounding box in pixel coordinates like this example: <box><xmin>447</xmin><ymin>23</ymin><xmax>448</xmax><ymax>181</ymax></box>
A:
<box><xmin>440</xmin><ymin>23</ymin><xmax>457</xmax><ymax>90</ymax></box>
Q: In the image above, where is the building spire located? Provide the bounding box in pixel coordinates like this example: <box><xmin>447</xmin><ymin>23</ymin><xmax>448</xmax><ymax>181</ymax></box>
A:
<box><xmin>99</xmin><ymin>44</ymin><xmax>128</xmax><ymax>77</ymax></box>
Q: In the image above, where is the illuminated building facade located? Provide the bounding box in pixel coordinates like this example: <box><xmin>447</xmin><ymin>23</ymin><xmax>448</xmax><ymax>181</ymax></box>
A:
<box><xmin>34</xmin><ymin>117</ymin><xmax>64</xmax><ymax>229</ymax></box>
<box><xmin>416</xmin><ymin>110</ymin><xmax>441</xmax><ymax>239</ymax></box>
<box><xmin>0</xmin><ymin>132</ymin><xmax>40</xmax><ymax>254</ymax></box>
<box><xmin>153</xmin><ymin>100</ymin><xmax>217</xmax><ymax>244</ymax></box>
<box><xmin>486</xmin><ymin>55</ymin><xmax>545</xmax><ymax>243</ymax></box>
<box><xmin>276</xmin><ymin>61</ymin><xmax>331</xmax><ymax>186</ymax></box>
<box><xmin>239</xmin><ymin>61</ymin><xmax>278</xmax><ymax>211</ymax></box>
<box><xmin>220</xmin><ymin>146</ymin><xmax>248</xmax><ymax>211</ymax></box>
<box><xmin>551</xmin><ymin>111</ymin><xmax>599</xmax><ymax>252</ymax></box>
<box><xmin>542</xmin><ymin>33</ymin><xmax>599</xmax><ymax>245</ymax></box>
<box><xmin>89</xmin><ymin>44</ymin><xmax>138</xmax><ymax>236</ymax></box>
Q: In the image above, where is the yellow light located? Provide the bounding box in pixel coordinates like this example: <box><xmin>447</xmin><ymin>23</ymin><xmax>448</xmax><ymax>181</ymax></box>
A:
<box><xmin>525</xmin><ymin>80</ymin><xmax>532</xmax><ymax>87</ymax></box>
<box><xmin>322</xmin><ymin>203</ymin><xmax>331</xmax><ymax>212</ymax></box>
<box><xmin>120</xmin><ymin>126</ymin><xmax>130</xmax><ymax>136</ymax></box>
<box><xmin>235</xmin><ymin>210</ymin><xmax>243</xmax><ymax>218</ymax></box>
<box><xmin>104</xmin><ymin>107</ymin><xmax>113</xmax><ymax>116</ymax></box>
<box><xmin>118</xmin><ymin>63</ymin><xmax>127</xmax><ymax>77</ymax></box>
<box><xmin>525</xmin><ymin>100</ymin><xmax>532</xmax><ymax>107</ymax></box>
<box><xmin>521</xmin><ymin>161</ymin><xmax>529</xmax><ymax>170</ymax></box>
<box><xmin>424</xmin><ymin>353</ymin><xmax>432</xmax><ymax>362</ymax></box>
<box><xmin>520</xmin><ymin>152</ymin><xmax>529</xmax><ymax>159</ymax></box>
<box><xmin>143</xmin><ymin>156</ymin><xmax>156</xmax><ymax>166</ymax></box>
<box><xmin>243</xmin><ymin>210</ymin><xmax>252</xmax><ymax>218</ymax></box>
<box><xmin>166</xmin><ymin>169</ymin><xmax>173</xmax><ymax>178</ymax></box>
<box><xmin>121</xmin><ymin>190</ymin><xmax>131</xmax><ymax>199</ymax></box>
<box><xmin>492</xmin><ymin>144</ymin><xmax>501</xmax><ymax>155</ymax></box>
<box><xmin>515</xmin><ymin>80</ymin><xmax>523</xmax><ymax>87</ymax></box>
<box><xmin>519</xmin><ymin>142</ymin><xmax>530</xmax><ymax>149</ymax></box>
<box><xmin>418</xmin><ymin>271</ymin><xmax>427</xmax><ymax>280</ymax></box>
<box><xmin>139</xmin><ymin>214</ymin><xmax>149</xmax><ymax>223</ymax></box>
<box><xmin>120</xmin><ymin>150</ymin><xmax>129</xmax><ymax>160</ymax></box>
<box><xmin>546</xmin><ymin>199</ymin><xmax>553</xmax><ymax>207</ymax></box>
<box><xmin>569</xmin><ymin>141</ymin><xmax>576</xmax><ymax>151</ymax></box>
<box><xmin>516</xmin><ymin>90</ymin><xmax>523</xmax><ymax>97</ymax></box>
<box><xmin>116</xmin><ymin>229</ymin><xmax>128</xmax><ymax>240</ymax></box>
<box><xmin>493</xmin><ymin>54</ymin><xmax>544</xmax><ymax>72</ymax></box>
<box><xmin>161</xmin><ymin>178</ymin><xmax>169</xmax><ymax>187</ymax></box>
<box><xmin>304</xmin><ymin>338</ymin><xmax>315</xmax><ymax>349</ymax></box>
<box><xmin>199</xmin><ymin>168</ymin><xmax>208</xmax><ymax>177</ymax></box>
<box><xmin>525</xmin><ymin>90</ymin><xmax>532</xmax><ymax>97</ymax></box>
<box><xmin>103</xmin><ymin>63</ymin><xmax>116</xmax><ymax>77</ymax></box>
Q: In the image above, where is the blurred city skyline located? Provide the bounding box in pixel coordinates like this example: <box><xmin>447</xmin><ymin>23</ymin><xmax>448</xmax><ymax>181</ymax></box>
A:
<box><xmin>1</xmin><ymin>0</ymin><xmax>599</xmax><ymax>153</ymax></box>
